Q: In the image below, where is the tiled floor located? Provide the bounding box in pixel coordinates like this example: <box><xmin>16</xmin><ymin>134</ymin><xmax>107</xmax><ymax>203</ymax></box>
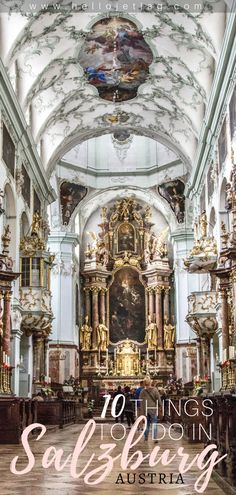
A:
<box><xmin>0</xmin><ymin>422</ymin><xmax>227</xmax><ymax>495</ymax></box>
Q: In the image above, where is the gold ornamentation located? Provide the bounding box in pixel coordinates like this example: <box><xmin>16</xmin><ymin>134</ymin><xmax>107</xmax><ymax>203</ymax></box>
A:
<box><xmin>144</xmin><ymin>205</ymin><xmax>152</xmax><ymax>221</ymax></box>
<box><xmin>20</xmin><ymin>213</ymin><xmax>46</xmax><ymax>255</ymax></box>
<box><xmin>164</xmin><ymin>317</ymin><xmax>175</xmax><ymax>349</ymax></box>
<box><xmin>149</xmin><ymin>228</ymin><xmax>168</xmax><ymax>259</ymax></box>
<box><xmin>80</xmin><ymin>316</ymin><xmax>92</xmax><ymax>350</ymax></box>
<box><xmin>97</xmin><ymin>320</ymin><xmax>109</xmax><ymax>351</ymax></box>
<box><xmin>101</xmin><ymin>207</ymin><xmax>108</xmax><ymax>222</ymax></box>
<box><xmin>184</xmin><ymin>212</ymin><xmax>217</xmax><ymax>269</ymax></box>
<box><xmin>85</xmin><ymin>232</ymin><xmax>109</xmax><ymax>266</ymax></box>
<box><xmin>113</xmin><ymin>251</ymin><xmax>141</xmax><ymax>269</ymax></box>
<box><xmin>145</xmin><ymin>315</ymin><xmax>158</xmax><ymax>349</ymax></box>
<box><xmin>109</xmin><ymin>198</ymin><xmax>143</xmax><ymax>226</ymax></box>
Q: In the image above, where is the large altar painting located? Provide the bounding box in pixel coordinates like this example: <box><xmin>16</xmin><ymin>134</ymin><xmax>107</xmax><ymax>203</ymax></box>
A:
<box><xmin>78</xmin><ymin>17</ymin><xmax>153</xmax><ymax>102</ymax></box>
<box><xmin>109</xmin><ymin>267</ymin><xmax>145</xmax><ymax>343</ymax></box>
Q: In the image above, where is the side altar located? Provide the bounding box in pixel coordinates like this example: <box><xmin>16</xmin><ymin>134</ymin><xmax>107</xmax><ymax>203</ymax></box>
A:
<box><xmin>80</xmin><ymin>198</ymin><xmax>175</xmax><ymax>387</ymax></box>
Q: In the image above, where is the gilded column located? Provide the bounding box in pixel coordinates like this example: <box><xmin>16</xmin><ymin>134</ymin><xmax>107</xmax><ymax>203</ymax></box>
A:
<box><xmin>220</xmin><ymin>288</ymin><xmax>230</xmax><ymax>360</ymax></box>
<box><xmin>155</xmin><ymin>286</ymin><xmax>163</xmax><ymax>348</ymax></box>
<box><xmin>92</xmin><ymin>287</ymin><xmax>99</xmax><ymax>348</ymax></box>
<box><xmin>2</xmin><ymin>290</ymin><xmax>11</xmax><ymax>355</ymax></box>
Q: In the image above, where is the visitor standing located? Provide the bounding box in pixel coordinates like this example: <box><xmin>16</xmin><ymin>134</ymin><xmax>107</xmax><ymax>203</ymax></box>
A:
<box><xmin>140</xmin><ymin>376</ymin><xmax>162</xmax><ymax>441</ymax></box>
<box><xmin>124</xmin><ymin>386</ymin><xmax>135</xmax><ymax>428</ymax></box>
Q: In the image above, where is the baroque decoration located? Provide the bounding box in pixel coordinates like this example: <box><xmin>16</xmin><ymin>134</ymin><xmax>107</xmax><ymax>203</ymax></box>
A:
<box><xmin>80</xmin><ymin>198</ymin><xmax>174</xmax><ymax>381</ymax></box>
<box><xmin>60</xmin><ymin>181</ymin><xmax>87</xmax><ymax>226</ymax></box>
<box><xmin>0</xmin><ymin>225</ymin><xmax>20</xmax><ymax>394</ymax></box>
<box><xmin>158</xmin><ymin>179</ymin><xmax>185</xmax><ymax>223</ymax></box>
<box><xmin>20</xmin><ymin>213</ymin><xmax>55</xmax><ymax>383</ymax></box>
<box><xmin>184</xmin><ymin>211</ymin><xmax>218</xmax><ymax>272</ymax></box>
<box><xmin>78</xmin><ymin>17</ymin><xmax>153</xmax><ymax>102</ymax></box>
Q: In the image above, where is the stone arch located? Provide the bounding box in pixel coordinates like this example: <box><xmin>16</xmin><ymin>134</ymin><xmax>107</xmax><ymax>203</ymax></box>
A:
<box><xmin>46</xmin><ymin>126</ymin><xmax>191</xmax><ymax>178</ymax></box>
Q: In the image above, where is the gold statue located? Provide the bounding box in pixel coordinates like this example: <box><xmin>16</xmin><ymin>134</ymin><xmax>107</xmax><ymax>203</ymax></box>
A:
<box><xmin>101</xmin><ymin>207</ymin><xmax>108</xmax><ymax>222</ymax></box>
<box><xmin>164</xmin><ymin>317</ymin><xmax>175</xmax><ymax>349</ymax></box>
<box><xmin>31</xmin><ymin>212</ymin><xmax>41</xmax><ymax>236</ymax></box>
<box><xmin>97</xmin><ymin>319</ymin><xmax>109</xmax><ymax>351</ymax></box>
<box><xmin>144</xmin><ymin>205</ymin><xmax>152</xmax><ymax>221</ymax></box>
<box><xmin>145</xmin><ymin>315</ymin><xmax>158</xmax><ymax>349</ymax></box>
<box><xmin>80</xmin><ymin>316</ymin><xmax>92</xmax><ymax>350</ymax></box>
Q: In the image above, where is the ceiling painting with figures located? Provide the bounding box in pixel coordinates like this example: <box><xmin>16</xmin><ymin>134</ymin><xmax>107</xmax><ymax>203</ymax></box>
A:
<box><xmin>78</xmin><ymin>17</ymin><xmax>153</xmax><ymax>102</ymax></box>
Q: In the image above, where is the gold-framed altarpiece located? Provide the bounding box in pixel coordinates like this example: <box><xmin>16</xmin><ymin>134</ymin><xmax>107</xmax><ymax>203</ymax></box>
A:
<box><xmin>80</xmin><ymin>198</ymin><xmax>175</xmax><ymax>386</ymax></box>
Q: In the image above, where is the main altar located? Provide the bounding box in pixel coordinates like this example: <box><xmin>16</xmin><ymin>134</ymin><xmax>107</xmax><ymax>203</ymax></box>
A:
<box><xmin>80</xmin><ymin>198</ymin><xmax>175</xmax><ymax>388</ymax></box>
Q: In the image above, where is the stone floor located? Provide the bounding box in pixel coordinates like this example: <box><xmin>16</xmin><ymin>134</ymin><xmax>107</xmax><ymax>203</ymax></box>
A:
<box><xmin>0</xmin><ymin>421</ymin><xmax>227</xmax><ymax>495</ymax></box>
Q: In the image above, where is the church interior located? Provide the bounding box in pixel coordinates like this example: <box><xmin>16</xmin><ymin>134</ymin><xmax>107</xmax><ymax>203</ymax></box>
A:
<box><xmin>0</xmin><ymin>2</ymin><xmax>236</xmax><ymax>493</ymax></box>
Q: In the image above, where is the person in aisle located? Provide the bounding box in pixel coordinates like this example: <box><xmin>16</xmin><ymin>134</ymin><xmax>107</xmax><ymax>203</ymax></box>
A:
<box><xmin>124</xmin><ymin>386</ymin><xmax>135</xmax><ymax>428</ymax></box>
<box><xmin>140</xmin><ymin>376</ymin><xmax>163</xmax><ymax>442</ymax></box>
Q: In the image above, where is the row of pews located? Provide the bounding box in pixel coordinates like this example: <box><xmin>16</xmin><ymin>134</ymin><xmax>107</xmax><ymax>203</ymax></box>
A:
<box><xmin>0</xmin><ymin>398</ymin><xmax>82</xmax><ymax>444</ymax></box>
<box><xmin>164</xmin><ymin>394</ymin><xmax>236</xmax><ymax>488</ymax></box>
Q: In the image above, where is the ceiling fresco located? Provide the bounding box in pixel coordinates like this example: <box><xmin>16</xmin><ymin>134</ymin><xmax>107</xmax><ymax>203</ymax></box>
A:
<box><xmin>78</xmin><ymin>17</ymin><xmax>153</xmax><ymax>102</ymax></box>
<box><xmin>0</xmin><ymin>8</ymin><xmax>225</xmax><ymax>176</ymax></box>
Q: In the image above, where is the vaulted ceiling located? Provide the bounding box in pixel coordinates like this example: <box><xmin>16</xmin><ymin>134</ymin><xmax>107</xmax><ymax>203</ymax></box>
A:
<box><xmin>0</xmin><ymin>6</ymin><xmax>226</xmax><ymax>182</ymax></box>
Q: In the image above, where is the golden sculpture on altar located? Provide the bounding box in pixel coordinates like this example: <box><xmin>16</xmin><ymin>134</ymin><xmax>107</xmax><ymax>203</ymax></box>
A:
<box><xmin>116</xmin><ymin>339</ymin><xmax>139</xmax><ymax>376</ymax></box>
<box><xmin>145</xmin><ymin>315</ymin><xmax>158</xmax><ymax>349</ymax></box>
<box><xmin>81</xmin><ymin>198</ymin><xmax>174</xmax><ymax>381</ymax></box>
<box><xmin>164</xmin><ymin>317</ymin><xmax>175</xmax><ymax>349</ymax></box>
<box><xmin>31</xmin><ymin>212</ymin><xmax>41</xmax><ymax>236</ymax></box>
<box><xmin>80</xmin><ymin>316</ymin><xmax>92</xmax><ymax>350</ymax></box>
<box><xmin>97</xmin><ymin>320</ymin><xmax>109</xmax><ymax>351</ymax></box>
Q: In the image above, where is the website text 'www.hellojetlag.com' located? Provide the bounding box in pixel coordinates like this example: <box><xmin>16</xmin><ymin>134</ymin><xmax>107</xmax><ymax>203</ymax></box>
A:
<box><xmin>0</xmin><ymin>0</ymin><xmax>229</xmax><ymax>14</ymax></box>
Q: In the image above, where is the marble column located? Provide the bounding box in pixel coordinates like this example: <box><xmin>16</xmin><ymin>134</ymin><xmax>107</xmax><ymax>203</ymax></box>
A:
<box><xmin>145</xmin><ymin>289</ymin><xmax>149</xmax><ymax>327</ymax></box>
<box><xmin>106</xmin><ymin>289</ymin><xmax>109</xmax><ymax>329</ymax></box>
<box><xmin>196</xmin><ymin>338</ymin><xmax>201</xmax><ymax>377</ymax></box>
<box><xmin>0</xmin><ymin>292</ymin><xmax>3</xmax><ymax>356</ymax></box>
<box><xmin>220</xmin><ymin>289</ymin><xmax>229</xmax><ymax>360</ymax></box>
<box><xmin>92</xmin><ymin>288</ymin><xmax>99</xmax><ymax>348</ymax></box>
<box><xmin>155</xmin><ymin>286</ymin><xmax>163</xmax><ymax>348</ymax></box>
<box><xmin>85</xmin><ymin>288</ymin><xmax>91</xmax><ymax>323</ymax></box>
<box><xmin>148</xmin><ymin>289</ymin><xmax>155</xmax><ymax>320</ymax></box>
<box><xmin>164</xmin><ymin>287</ymin><xmax>170</xmax><ymax>319</ymax></box>
<box><xmin>11</xmin><ymin>328</ymin><xmax>23</xmax><ymax>396</ymax></box>
<box><xmin>109</xmin><ymin>231</ymin><xmax>114</xmax><ymax>252</ymax></box>
<box><xmin>2</xmin><ymin>290</ymin><xmax>11</xmax><ymax>355</ymax></box>
<box><xmin>33</xmin><ymin>337</ymin><xmax>44</xmax><ymax>382</ymax></box>
<box><xmin>44</xmin><ymin>338</ymin><xmax>50</xmax><ymax>378</ymax></box>
<box><xmin>100</xmin><ymin>289</ymin><xmax>106</xmax><ymax>324</ymax></box>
